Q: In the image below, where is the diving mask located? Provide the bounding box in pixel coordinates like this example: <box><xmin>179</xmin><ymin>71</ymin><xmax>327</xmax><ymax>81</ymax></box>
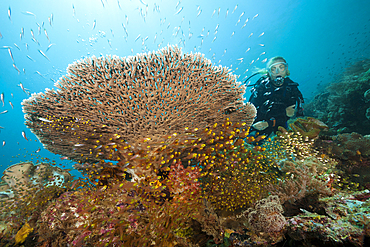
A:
<box><xmin>268</xmin><ymin>62</ymin><xmax>288</xmax><ymax>75</ymax></box>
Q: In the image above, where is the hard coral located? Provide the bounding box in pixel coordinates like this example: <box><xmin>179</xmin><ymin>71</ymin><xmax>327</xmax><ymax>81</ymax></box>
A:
<box><xmin>289</xmin><ymin>117</ymin><xmax>328</xmax><ymax>139</ymax></box>
<box><xmin>22</xmin><ymin>45</ymin><xmax>256</xmax><ymax>162</ymax></box>
<box><xmin>247</xmin><ymin>195</ymin><xmax>286</xmax><ymax>234</ymax></box>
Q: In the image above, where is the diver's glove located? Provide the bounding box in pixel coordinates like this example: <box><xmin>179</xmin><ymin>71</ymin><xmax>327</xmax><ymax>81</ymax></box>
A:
<box><xmin>252</xmin><ymin>121</ymin><xmax>269</xmax><ymax>131</ymax></box>
<box><xmin>286</xmin><ymin>104</ymin><xmax>296</xmax><ymax>117</ymax></box>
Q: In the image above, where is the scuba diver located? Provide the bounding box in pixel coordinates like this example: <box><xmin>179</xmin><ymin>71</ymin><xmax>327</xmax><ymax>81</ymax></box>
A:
<box><xmin>247</xmin><ymin>56</ymin><xmax>304</xmax><ymax>138</ymax></box>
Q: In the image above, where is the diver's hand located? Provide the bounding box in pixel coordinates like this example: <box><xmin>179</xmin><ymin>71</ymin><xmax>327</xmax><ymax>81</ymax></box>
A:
<box><xmin>252</xmin><ymin>121</ymin><xmax>269</xmax><ymax>131</ymax></box>
<box><xmin>286</xmin><ymin>104</ymin><xmax>296</xmax><ymax>117</ymax></box>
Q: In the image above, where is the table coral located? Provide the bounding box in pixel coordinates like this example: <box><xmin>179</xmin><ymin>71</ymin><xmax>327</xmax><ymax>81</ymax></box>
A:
<box><xmin>22</xmin><ymin>45</ymin><xmax>256</xmax><ymax>163</ymax></box>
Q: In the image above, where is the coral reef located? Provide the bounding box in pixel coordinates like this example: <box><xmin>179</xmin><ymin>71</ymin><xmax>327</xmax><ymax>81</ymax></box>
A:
<box><xmin>246</xmin><ymin>195</ymin><xmax>287</xmax><ymax>243</ymax></box>
<box><xmin>305</xmin><ymin>58</ymin><xmax>370</xmax><ymax>135</ymax></box>
<box><xmin>0</xmin><ymin>161</ymin><xmax>71</xmax><ymax>200</ymax></box>
<box><xmin>5</xmin><ymin>50</ymin><xmax>370</xmax><ymax>247</ymax></box>
<box><xmin>288</xmin><ymin>117</ymin><xmax>328</xmax><ymax>139</ymax></box>
<box><xmin>287</xmin><ymin>190</ymin><xmax>370</xmax><ymax>246</ymax></box>
<box><xmin>315</xmin><ymin>132</ymin><xmax>370</xmax><ymax>191</ymax></box>
<box><xmin>22</xmin><ymin>46</ymin><xmax>256</xmax><ymax>163</ymax></box>
<box><xmin>268</xmin><ymin>159</ymin><xmax>334</xmax><ymax>205</ymax></box>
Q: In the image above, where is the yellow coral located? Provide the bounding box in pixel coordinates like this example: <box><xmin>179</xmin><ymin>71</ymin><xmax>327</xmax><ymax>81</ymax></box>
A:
<box><xmin>15</xmin><ymin>222</ymin><xmax>33</xmax><ymax>244</ymax></box>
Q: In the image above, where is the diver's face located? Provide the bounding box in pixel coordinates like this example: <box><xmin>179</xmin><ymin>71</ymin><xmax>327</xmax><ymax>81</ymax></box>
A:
<box><xmin>269</xmin><ymin>62</ymin><xmax>288</xmax><ymax>80</ymax></box>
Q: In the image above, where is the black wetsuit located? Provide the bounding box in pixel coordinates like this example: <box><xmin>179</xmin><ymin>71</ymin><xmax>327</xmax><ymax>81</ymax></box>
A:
<box><xmin>248</xmin><ymin>76</ymin><xmax>304</xmax><ymax>137</ymax></box>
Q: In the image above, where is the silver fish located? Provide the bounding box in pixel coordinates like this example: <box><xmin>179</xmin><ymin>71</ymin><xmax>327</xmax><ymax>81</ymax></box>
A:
<box><xmin>8</xmin><ymin>7</ymin><xmax>11</xmax><ymax>22</ymax></box>
<box><xmin>38</xmin><ymin>49</ymin><xmax>50</xmax><ymax>61</ymax></box>
<box><xmin>21</xmin><ymin>11</ymin><xmax>36</xmax><ymax>18</ymax></box>
<box><xmin>174</xmin><ymin>7</ymin><xmax>183</xmax><ymax>15</ymax></box>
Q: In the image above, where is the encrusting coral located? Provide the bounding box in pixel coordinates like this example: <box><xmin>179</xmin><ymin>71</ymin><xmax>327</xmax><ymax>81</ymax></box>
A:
<box><xmin>22</xmin><ymin>45</ymin><xmax>256</xmax><ymax>163</ymax></box>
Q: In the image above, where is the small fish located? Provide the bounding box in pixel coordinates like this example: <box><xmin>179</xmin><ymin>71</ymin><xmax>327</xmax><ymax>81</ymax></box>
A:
<box><xmin>30</xmin><ymin>29</ymin><xmax>35</xmax><ymax>39</ymax></box>
<box><xmin>2</xmin><ymin>141</ymin><xmax>5</xmax><ymax>147</ymax></box>
<box><xmin>218</xmin><ymin>7</ymin><xmax>220</xmax><ymax>17</ymax></box>
<box><xmin>72</xmin><ymin>4</ymin><xmax>76</xmax><ymax>17</ymax></box>
<box><xmin>18</xmin><ymin>82</ymin><xmax>30</xmax><ymax>95</ymax></box>
<box><xmin>45</xmin><ymin>43</ymin><xmax>55</xmax><ymax>52</ymax></box>
<box><xmin>74</xmin><ymin>143</ymin><xmax>85</xmax><ymax>147</ymax></box>
<box><xmin>35</xmin><ymin>147</ymin><xmax>41</xmax><ymax>153</ymax></box>
<box><xmin>212</xmin><ymin>36</ymin><xmax>217</xmax><ymax>42</ymax></box>
<box><xmin>140</xmin><ymin>0</ymin><xmax>147</xmax><ymax>6</ymax></box>
<box><xmin>25</xmin><ymin>43</ymin><xmax>29</xmax><ymax>50</ymax></box>
<box><xmin>44</xmin><ymin>29</ymin><xmax>50</xmax><ymax>42</ymax></box>
<box><xmin>232</xmin><ymin>5</ymin><xmax>238</xmax><ymax>14</ymax></box>
<box><xmin>259</xmin><ymin>32</ymin><xmax>265</xmax><ymax>37</ymax></box>
<box><xmin>60</xmin><ymin>156</ymin><xmax>69</xmax><ymax>160</ymax></box>
<box><xmin>212</xmin><ymin>9</ymin><xmax>216</xmax><ymax>17</ymax></box>
<box><xmin>259</xmin><ymin>44</ymin><xmax>265</xmax><ymax>47</ymax></box>
<box><xmin>9</xmin><ymin>101</ymin><xmax>13</xmax><ymax>109</ymax></box>
<box><xmin>231</xmin><ymin>31</ymin><xmax>235</xmax><ymax>37</ymax></box>
<box><xmin>8</xmin><ymin>7</ymin><xmax>11</xmax><ymax>22</ymax></box>
<box><xmin>48</xmin><ymin>16</ymin><xmax>52</xmax><ymax>27</ymax></box>
<box><xmin>253</xmin><ymin>14</ymin><xmax>259</xmax><ymax>20</ymax></box>
<box><xmin>225</xmin><ymin>8</ymin><xmax>229</xmax><ymax>18</ymax></box>
<box><xmin>245</xmin><ymin>47</ymin><xmax>250</xmax><ymax>52</ymax></box>
<box><xmin>26</xmin><ymin>55</ymin><xmax>35</xmax><ymax>62</ymax></box>
<box><xmin>197</xmin><ymin>9</ymin><xmax>202</xmax><ymax>17</ymax></box>
<box><xmin>248</xmin><ymin>33</ymin><xmax>253</xmax><ymax>38</ymax></box>
<box><xmin>175</xmin><ymin>1</ymin><xmax>181</xmax><ymax>9</ymax></box>
<box><xmin>260</xmin><ymin>51</ymin><xmax>266</xmax><ymax>56</ymax></box>
<box><xmin>37</xmin><ymin>23</ymin><xmax>41</xmax><ymax>35</ymax></box>
<box><xmin>35</xmin><ymin>71</ymin><xmax>45</xmax><ymax>79</ymax></box>
<box><xmin>32</xmin><ymin>37</ymin><xmax>40</xmax><ymax>46</ymax></box>
<box><xmin>117</xmin><ymin>0</ymin><xmax>122</xmax><ymax>10</ymax></box>
<box><xmin>38</xmin><ymin>49</ymin><xmax>50</xmax><ymax>61</ymax></box>
<box><xmin>22</xmin><ymin>131</ymin><xmax>28</xmax><ymax>141</ymax></box>
<box><xmin>262</xmin><ymin>58</ymin><xmax>267</xmax><ymax>63</ymax></box>
<box><xmin>21</xmin><ymin>11</ymin><xmax>36</xmax><ymax>18</ymax></box>
<box><xmin>92</xmin><ymin>19</ymin><xmax>96</xmax><ymax>30</ymax></box>
<box><xmin>38</xmin><ymin>117</ymin><xmax>53</xmax><ymax>123</ymax></box>
<box><xmin>13</xmin><ymin>64</ymin><xmax>20</xmax><ymax>74</ymax></box>
<box><xmin>0</xmin><ymin>93</ymin><xmax>3</xmax><ymax>106</ymax></box>
<box><xmin>174</xmin><ymin>7</ymin><xmax>183</xmax><ymax>15</ymax></box>
<box><xmin>239</xmin><ymin>12</ymin><xmax>244</xmax><ymax>19</ymax></box>
<box><xmin>135</xmin><ymin>34</ymin><xmax>141</xmax><ymax>42</ymax></box>
<box><xmin>8</xmin><ymin>48</ymin><xmax>14</xmax><ymax>63</ymax></box>
<box><xmin>13</xmin><ymin>42</ymin><xmax>21</xmax><ymax>51</ymax></box>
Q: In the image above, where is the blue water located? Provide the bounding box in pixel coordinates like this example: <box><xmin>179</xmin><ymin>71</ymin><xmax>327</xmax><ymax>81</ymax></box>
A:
<box><xmin>0</xmin><ymin>0</ymin><xmax>369</xmax><ymax>176</ymax></box>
